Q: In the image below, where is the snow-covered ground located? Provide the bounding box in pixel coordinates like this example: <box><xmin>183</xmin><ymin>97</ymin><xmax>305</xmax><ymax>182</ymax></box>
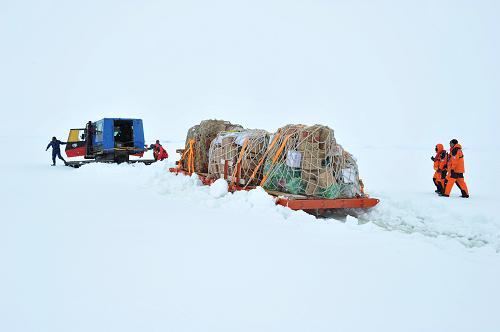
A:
<box><xmin>1</xmin><ymin>136</ymin><xmax>499</xmax><ymax>332</ymax></box>
<box><xmin>1</xmin><ymin>1</ymin><xmax>498</xmax><ymax>330</ymax></box>
<box><xmin>354</xmin><ymin>145</ymin><xmax>500</xmax><ymax>251</ymax></box>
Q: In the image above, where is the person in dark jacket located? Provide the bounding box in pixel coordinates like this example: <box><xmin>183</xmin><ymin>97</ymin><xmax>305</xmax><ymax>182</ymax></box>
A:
<box><xmin>46</xmin><ymin>136</ymin><xmax>67</xmax><ymax>166</ymax></box>
<box><xmin>85</xmin><ymin>121</ymin><xmax>95</xmax><ymax>157</ymax></box>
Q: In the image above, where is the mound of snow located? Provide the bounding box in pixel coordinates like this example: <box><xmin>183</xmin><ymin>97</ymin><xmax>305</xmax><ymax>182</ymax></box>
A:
<box><xmin>210</xmin><ymin>178</ymin><xmax>229</xmax><ymax>198</ymax></box>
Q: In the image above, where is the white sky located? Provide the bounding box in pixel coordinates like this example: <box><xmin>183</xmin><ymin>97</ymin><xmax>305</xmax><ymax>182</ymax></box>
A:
<box><xmin>1</xmin><ymin>0</ymin><xmax>498</xmax><ymax>148</ymax></box>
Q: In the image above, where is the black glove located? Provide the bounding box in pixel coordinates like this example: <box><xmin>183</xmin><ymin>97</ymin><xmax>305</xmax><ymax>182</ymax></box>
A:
<box><xmin>431</xmin><ymin>156</ymin><xmax>435</xmax><ymax>161</ymax></box>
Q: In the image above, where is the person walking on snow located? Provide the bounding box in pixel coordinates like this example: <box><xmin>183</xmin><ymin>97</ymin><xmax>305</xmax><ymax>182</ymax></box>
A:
<box><xmin>441</xmin><ymin>139</ymin><xmax>469</xmax><ymax>198</ymax></box>
<box><xmin>431</xmin><ymin>143</ymin><xmax>448</xmax><ymax>194</ymax></box>
<box><xmin>46</xmin><ymin>136</ymin><xmax>67</xmax><ymax>166</ymax></box>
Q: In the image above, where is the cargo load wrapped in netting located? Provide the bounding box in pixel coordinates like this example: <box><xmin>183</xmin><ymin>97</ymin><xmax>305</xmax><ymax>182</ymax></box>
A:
<box><xmin>208</xmin><ymin>129</ymin><xmax>270</xmax><ymax>186</ymax></box>
<box><xmin>260</xmin><ymin>124</ymin><xmax>364</xmax><ymax>198</ymax></box>
<box><xmin>180</xmin><ymin>120</ymin><xmax>243</xmax><ymax>174</ymax></box>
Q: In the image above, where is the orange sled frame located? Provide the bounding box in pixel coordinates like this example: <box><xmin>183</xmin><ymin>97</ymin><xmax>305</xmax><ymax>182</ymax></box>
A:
<box><xmin>169</xmin><ymin>168</ymin><xmax>379</xmax><ymax>215</ymax></box>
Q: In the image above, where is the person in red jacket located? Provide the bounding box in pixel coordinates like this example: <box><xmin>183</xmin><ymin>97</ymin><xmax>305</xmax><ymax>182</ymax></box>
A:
<box><xmin>442</xmin><ymin>139</ymin><xmax>469</xmax><ymax>198</ymax></box>
<box><xmin>150</xmin><ymin>140</ymin><xmax>169</xmax><ymax>161</ymax></box>
<box><xmin>431</xmin><ymin>143</ymin><xmax>448</xmax><ymax>194</ymax></box>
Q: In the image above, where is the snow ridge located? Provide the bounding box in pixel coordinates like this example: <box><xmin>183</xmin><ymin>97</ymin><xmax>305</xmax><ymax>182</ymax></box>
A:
<box><xmin>363</xmin><ymin>193</ymin><xmax>499</xmax><ymax>251</ymax></box>
<box><xmin>144</xmin><ymin>163</ymin><xmax>500</xmax><ymax>252</ymax></box>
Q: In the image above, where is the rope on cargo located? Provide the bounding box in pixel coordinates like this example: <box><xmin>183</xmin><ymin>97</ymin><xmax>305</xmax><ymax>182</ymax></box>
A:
<box><xmin>203</xmin><ymin>123</ymin><xmax>366</xmax><ymax>199</ymax></box>
<box><xmin>231</xmin><ymin>138</ymin><xmax>249</xmax><ymax>187</ymax></box>
<box><xmin>259</xmin><ymin>133</ymin><xmax>293</xmax><ymax>186</ymax></box>
<box><xmin>244</xmin><ymin>132</ymin><xmax>281</xmax><ymax>188</ymax></box>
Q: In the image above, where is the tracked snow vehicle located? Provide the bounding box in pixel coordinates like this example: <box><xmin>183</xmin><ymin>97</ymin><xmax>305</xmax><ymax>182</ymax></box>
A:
<box><xmin>65</xmin><ymin>118</ymin><xmax>155</xmax><ymax>167</ymax></box>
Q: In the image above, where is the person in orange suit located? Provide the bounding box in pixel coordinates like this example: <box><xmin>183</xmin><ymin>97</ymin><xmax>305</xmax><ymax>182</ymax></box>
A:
<box><xmin>442</xmin><ymin>139</ymin><xmax>469</xmax><ymax>198</ymax></box>
<box><xmin>431</xmin><ymin>143</ymin><xmax>448</xmax><ymax>194</ymax></box>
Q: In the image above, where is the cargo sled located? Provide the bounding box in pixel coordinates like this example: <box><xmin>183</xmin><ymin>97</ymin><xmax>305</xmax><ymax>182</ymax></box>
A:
<box><xmin>169</xmin><ymin>168</ymin><xmax>379</xmax><ymax>217</ymax></box>
<box><xmin>169</xmin><ymin>120</ymin><xmax>379</xmax><ymax>217</ymax></box>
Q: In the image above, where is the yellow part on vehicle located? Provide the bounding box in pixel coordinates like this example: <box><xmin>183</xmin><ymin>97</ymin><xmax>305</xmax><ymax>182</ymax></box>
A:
<box><xmin>68</xmin><ymin>129</ymin><xmax>80</xmax><ymax>142</ymax></box>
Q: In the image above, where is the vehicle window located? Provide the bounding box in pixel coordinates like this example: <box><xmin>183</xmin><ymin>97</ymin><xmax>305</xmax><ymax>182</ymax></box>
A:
<box><xmin>96</xmin><ymin>122</ymin><xmax>103</xmax><ymax>141</ymax></box>
<box><xmin>79</xmin><ymin>129</ymin><xmax>85</xmax><ymax>140</ymax></box>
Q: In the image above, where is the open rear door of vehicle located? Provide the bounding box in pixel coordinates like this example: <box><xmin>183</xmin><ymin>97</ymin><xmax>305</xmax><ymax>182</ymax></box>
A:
<box><xmin>65</xmin><ymin>128</ymin><xmax>87</xmax><ymax>157</ymax></box>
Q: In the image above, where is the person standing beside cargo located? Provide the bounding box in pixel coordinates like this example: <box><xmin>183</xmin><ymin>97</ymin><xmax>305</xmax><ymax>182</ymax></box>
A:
<box><xmin>441</xmin><ymin>139</ymin><xmax>469</xmax><ymax>198</ymax></box>
<box><xmin>149</xmin><ymin>140</ymin><xmax>168</xmax><ymax>161</ymax></box>
<box><xmin>431</xmin><ymin>143</ymin><xmax>448</xmax><ymax>194</ymax></box>
<box><xmin>45</xmin><ymin>136</ymin><xmax>67</xmax><ymax>166</ymax></box>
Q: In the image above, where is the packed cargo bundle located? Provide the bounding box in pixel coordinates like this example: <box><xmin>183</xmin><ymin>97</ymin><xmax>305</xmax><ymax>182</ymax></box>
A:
<box><xmin>180</xmin><ymin>120</ymin><xmax>243</xmax><ymax>174</ymax></box>
<box><xmin>208</xmin><ymin>129</ymin><xmax>270</xmax><ymax>186</ymax></box>
<box><xmin>173</xmin><ymin>121</ymin><xmax>378</xmax><ymax>214</ymax></box>
<box><xmin>260</xmin><ymin>124</ymin><xmax>364</xmax><ymax>198</ymax></box>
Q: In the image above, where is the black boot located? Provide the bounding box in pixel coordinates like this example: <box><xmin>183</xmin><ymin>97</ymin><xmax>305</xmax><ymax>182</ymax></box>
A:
<box><xmin>433</xmin><ymin>179</ymin><xmax>439</xmax><ymax>193</ymax></box>
<box><xmin>461</xmin><ymin>190</ymin><xmax>469</xmax><ymax>198</ymax></box>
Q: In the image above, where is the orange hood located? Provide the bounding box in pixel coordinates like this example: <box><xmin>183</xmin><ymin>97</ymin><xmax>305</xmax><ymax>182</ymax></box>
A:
<box><xmin>435</xmin><ymin>144</ymin><xmax>444</xmax><ymax>152</ymax></box>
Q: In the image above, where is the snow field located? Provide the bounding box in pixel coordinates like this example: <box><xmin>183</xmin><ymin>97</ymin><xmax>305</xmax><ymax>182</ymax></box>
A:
<box><xmin>354</xmin><ymin>145</ymin><xmax>500</xmax><ymax>251</ymax></box>
<box><xmin>1</xmin><ymin>138</ymin><xmax>499</xmax><ymax>331</ymax></box>
<box><xmin>1</xmin><ymin>0</ymin><xmax>498</xmax><ymax>329</ymax></box>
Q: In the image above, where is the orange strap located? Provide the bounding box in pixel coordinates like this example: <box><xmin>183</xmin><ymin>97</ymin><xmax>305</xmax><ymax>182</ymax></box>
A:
<box><xmin>231</xmin><ymin>138</ymin><xmax>249</xmax><ymax>187</ymax></box>
<box><xmin>244</xmin><ymin>133</ymin><xmax>281</xmax><ymax>188</ymax></box>
<box><xmin>260</xmin><ymin>133</ymin><xmax>292</xmax><ymax>186</ymax></box>
<box><xmin>188</xmin><ymin>139</ymin><xmax>195</xmax><ymax>173</ymax></box>
<box><xmin>178</xmin><ymin>139</ymin><xmax>195</xmax><ymax>173</ymax></box>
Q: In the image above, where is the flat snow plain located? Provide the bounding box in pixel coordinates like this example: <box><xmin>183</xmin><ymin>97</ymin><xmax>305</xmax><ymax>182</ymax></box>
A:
<box><xmin>1</xmin><ymin>137</ymin><xmax>499</xmax><ymax>332</ymax></box>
